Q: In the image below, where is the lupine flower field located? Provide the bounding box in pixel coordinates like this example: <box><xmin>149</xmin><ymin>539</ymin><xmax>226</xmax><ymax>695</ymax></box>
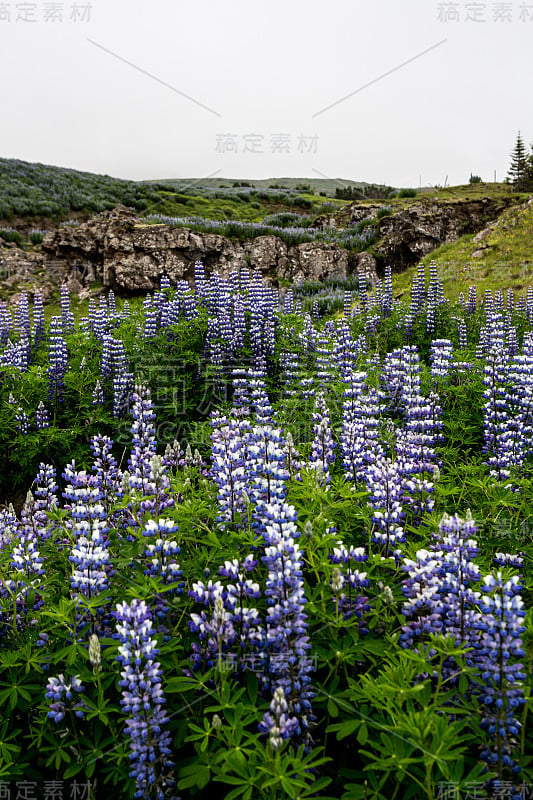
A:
<box><xmin>0</xmin><ymin>261</ymin><xmax>532</xmax><ymax>800</ymax></box>
<box><xmin>142</xmin><ymin>212</ymin><xmax>378</xmax><ymax>250</ymax></box>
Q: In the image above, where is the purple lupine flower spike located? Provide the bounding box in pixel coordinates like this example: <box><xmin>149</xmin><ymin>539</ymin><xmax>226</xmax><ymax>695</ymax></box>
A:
<box><xmin>114</xmin><ymin>599</ymin><xmax>175</xmax><ymax>799</ymax></box>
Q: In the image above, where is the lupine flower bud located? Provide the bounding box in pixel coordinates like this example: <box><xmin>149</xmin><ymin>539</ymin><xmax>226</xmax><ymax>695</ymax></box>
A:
<box><xmin>150</xmin><ymin>454</ymin><xmax>164</xmax><ymax>482</ymax></box>
<box><xmin>379</xmin><ymin>583</ymin><xmax>394</xmax><ymax>607</ymax></box>
<box><xmin>331</xmin><ymin>567</ymin><xmax>344</xmax><ymax>594</ymax></box>
<box><xmin>121</xmin><ymin>471</ymin><xmax>130</xmax><ymax>493</ymax></box>
<box><xmin>88</xmin><ymin>634</ymin><xmax>101</xmax><ymax>670</ymax></box>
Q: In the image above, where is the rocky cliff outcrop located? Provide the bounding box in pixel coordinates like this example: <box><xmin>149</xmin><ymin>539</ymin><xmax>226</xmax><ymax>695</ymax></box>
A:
<box><xmin>0</xmin><ymin>245</ymin><xmax>68</xmax><ymax>303</ymax></box>
<box><xmin>40</xmin><ymin>206</ymin><xmax>375</xmax><ymax>292</ymax></box>
<box><xmin>375</xmin><ymin>198</ymin><xmax>514</xmax><ymax>270</ymax></box>
<box><xmin>315</xmin><ymin>196</ymin><xmax>518</xmax><ymax>271</ymax></box>
<box><xmin>1</xmin><ymin>195</ymin><xmax>520</xmax><ymax>300</ymax></box>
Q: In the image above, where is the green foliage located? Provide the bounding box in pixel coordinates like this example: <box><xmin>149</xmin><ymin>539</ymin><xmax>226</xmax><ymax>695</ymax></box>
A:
<box><xmin>327</xmin><ymin>638</ymin><xmax>490</xmax><ymax>800</ymax></box>
<box><xmin>0</xmin><ymin>228</ymin><xmax>24</xmax><ymax>246</ymax></box>
<box><xmin>0</xmin><ymin>158</ymin><xmax>166</xmax><ymax>219</ymax></box>
<box><xmin>1</xmin><ymin>278</ymin><xmax>533</xmax><ymax>799</ymax></box>
<box><xmin>334</xmin><ymin>185</ymin><xmax>394</xmax><ymax>201</ymax></box>
<box><xmin>28</xmin><ymin>230</ymin><xmax>46</xmax><ymax>245</ymax></box>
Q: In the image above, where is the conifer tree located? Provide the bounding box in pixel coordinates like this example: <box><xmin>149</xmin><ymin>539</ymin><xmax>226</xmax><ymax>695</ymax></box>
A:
<box><xmin>507</xmin><ymin>131</ymin><xmax>533</xmax><ymax>190</ymax></box>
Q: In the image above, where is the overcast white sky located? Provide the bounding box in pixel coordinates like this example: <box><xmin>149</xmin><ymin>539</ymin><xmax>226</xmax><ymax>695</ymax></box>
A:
<box><xmin>1</xmin><ymin>0</ymin><xmax>532</xmax><ymax>186</ymax></box>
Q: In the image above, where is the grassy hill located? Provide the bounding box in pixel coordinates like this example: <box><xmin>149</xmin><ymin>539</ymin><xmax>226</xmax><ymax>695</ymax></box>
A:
<box><xmin>139</xmin><ymin>187</ymin><xmax>348</xmax><ymax>222</ymax></box>
<box><xmin>0</xmin><ymin>157</ymin><xmax>165</xmax><ymax>219</ymax></box>
<box><xmin>143</xmin><ymin>175</ymin><xmax>394</xmax><ymax>196</ymax></box>
<box><xmin>392</xmin><ymin>195</ymin><xmax>533</xmax><ymax>301</ymax></box>
<box><xmin>0</xmin><ymin>157</ymin><xmax>363</xmax><ymax>224</ymax></box>
<box><xmin>418</xmin><ymin>181</ymin><xmax>523</xmax><ymax>201</ymax></box>
<box><xmin>2</xmin><ymin>157</ymin><xmax>533</xmax><ymax>301</ymax></box>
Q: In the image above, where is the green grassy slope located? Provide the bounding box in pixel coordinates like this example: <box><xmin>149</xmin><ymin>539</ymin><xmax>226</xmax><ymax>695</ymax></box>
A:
<box><xmin>392</xmin><ymin>196</ymin><xmax>533</xmax><ymax>301</ymax></box>
<box><xmin>0</xmin><ymin>157</ymin><xmax>355</xmax><ymax>223</ymax></box>
<box><xmin>0</xmin><ymin>157</ymin><xmax>166</xmax><ymax>218</ymax></box>
<box><xmin>140</xmin><ymin>189</ymin><xmax>348</xmax><ymax>222</ymax></box>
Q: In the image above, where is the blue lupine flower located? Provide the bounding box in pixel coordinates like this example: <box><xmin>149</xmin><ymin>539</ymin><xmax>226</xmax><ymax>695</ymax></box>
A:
<box><xmin>400</xmin><ymin>512</ymin><xmax>483</xmax><ymax>660</ymax></box>
<box><xmin>47</xmin><ymin>316</ymin><xmax>68</xmax><ymax>403</ymax></box>
<box><xmin>329</xmin><ymin>543</ymin><xmax>370</xmax><ymax>626</ymax></box>
<box><xmin>90</xmin><ymin>434</ymin><xmax>119</xmax><ymax>508</ymax></box>
<box><xmin>32</xmin><ymin>463</ymin><xmax>58</xmax><ymax>540</ymax></box>
<box><xmin>5</xmin><ymin>503</ymin><xmax>46</xmax><ymax>631</ymax></box>
<box><xmin>430</xmin><ymin>339</ymin><xmax>454</xmax><ymax>379</ymax></box>
<box><xmin>142</xmin><ymin>518</ymin><xmax>183</xmax><ymax>620</ymax></box>
<box><xmin>308</xmin><ymin>391</ymin><xmax>335</xmax><ymax>485</ymax></box>
<box><xmin>340</xmin><ymin>371</ymin><xmax>382</xmax><ymax>483</ymax></box>
<box><xmin>261</xmin><ymin>501</ymin><xmax>315</xmax><ymax>744</ymax></box>
<box><xmin>68</xmin><ymin>488</ymin><xmax>110</xmax><ymax>602</ymax></box>
<box><xmin>32</xmin><ymin>290</ymin><xmax>45</xmax><ymax>345</ymax></box>
<box><xmin>210</xmin><ymin>412</ymin><xmax>249</xmax><ymax>525</ymax></box>
<box><xmin>365</xmin><ymin>457</ymin><xmax>405</xmax><ymax>558</ymax></box>
<box><xmin>35</xmin><ymin>400</ymin><xmax>50</xmax><ymax>430</ymax></box>
<box><xmin>15</xmin><ymin>292</ymin><xmax>31</xmax><ymax>341</ymax></box>
<box><xmin>92</xmin><ymin>379</ymin><xmax>104</xmax><ymax>406</ymax></box>
<box><xmin>247</xmin><ymin>423</ymin><xmax>289</xmax><ymax>536</ymax></box>
<box><xmin>126</xmin><ymin>385</ymin><xmax>162</xmax><ymax>506</ymax></box>
<box><xmin>114</xmin><ymin>599</ymin><xmax>175</xmax><ymax>800</ymax></box>
<box><xmin>259</xmin><ymin>686</ymin><xmax>299</xmax><ymax>750</ymax></box>
<box><xmin>475</xmin><ymin>573</ymin><xmax>526</xmax><ymax>783</ymax></box>
<box><xmin>60</xmin><ymin>285</ymin><xmax>75</xmax><ymax>334</ymax></box>
<box><xmin>46</xmin><ymin>674</ymin><xmax>86</xmax><ymax>723</ymax></box>
<box><xmin>188</xmin><ymin>555</ymin><xmax>264</xmax><ymax>675</ymax></box>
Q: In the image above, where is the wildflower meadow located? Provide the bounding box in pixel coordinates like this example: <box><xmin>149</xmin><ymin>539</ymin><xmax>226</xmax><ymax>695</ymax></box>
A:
<box><xmin>0</xmin><ymin>261</ymin><xmax>531</xmax><ymax>800</ymax></box>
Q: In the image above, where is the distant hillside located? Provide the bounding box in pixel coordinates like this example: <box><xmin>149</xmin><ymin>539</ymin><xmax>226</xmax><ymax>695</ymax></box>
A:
<box><xmin>0</xmin><ymin>157</ymin><xmax>167</xmax><ymax>219</ymax></box>
<box><xmin>0</xmin><ymin>158</ymin><xmax>396</xmax><ymax>223</ymax></box>
<box><xmin>0</xmin><ymin>157</ymin><xmax>359</xmax><ymax>224</ymax></box>
<box><xmin>0</xmin><ymin>158</ymin><xmax>353</xmax><ymax>222</ymax></box>
<box><xmin>143</xmin><ymin>176</ymin><xmax>395</xmax><ymax>197</ymax></box>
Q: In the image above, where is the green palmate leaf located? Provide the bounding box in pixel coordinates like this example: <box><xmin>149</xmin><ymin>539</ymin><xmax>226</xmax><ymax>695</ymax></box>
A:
<box><xmin>223</xmin><ymin>786</ymin><xmax>253</xmax><ymax>800</ymax></box>
<box><xmin>357</xmin><ymin>722</ymin><xmax>368</xmax><ymax>746</ymax></box>
<box><xmin>178</xmin><ymin>763</ymin><xmax>211</xmax><ymax>790</ymax></box>
<box><xmin>327</xmin><ymin>697</ymin><xmax>339</xmax><ymax>718</ymax></box>
<box><xmin>63</xmin><ymin>761</ymin><xmax>86</xmax><ymax>780</ymax></box>
<box><xmin>165</xmin><ymin>676</ymin><xmax>199</xmax><ymax>693</ymax></box>
<box><xmin>246</xmin><ymin>669</ymin><xmax>258</xmax><ymax>706</ymax></box>
<box><xmin>327</xmin><ymin>719</ymin><xmax>361</xmax><ymax>740</ymax></box>
<box><xmin>224</xmin><ymin>749</ymin><xmax>249</xmax><ymax>777</ymax></box>
<box><xmin>212</xmin><ymin>774</ymin><xmax>248</xmax><ymax>787</ymax></box>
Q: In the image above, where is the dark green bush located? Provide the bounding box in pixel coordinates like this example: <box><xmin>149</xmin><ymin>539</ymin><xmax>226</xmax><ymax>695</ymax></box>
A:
<box><xmin>0</xmin><ymin>228</ymin><xmax>24</xmax><ymax>246</ymax></box>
